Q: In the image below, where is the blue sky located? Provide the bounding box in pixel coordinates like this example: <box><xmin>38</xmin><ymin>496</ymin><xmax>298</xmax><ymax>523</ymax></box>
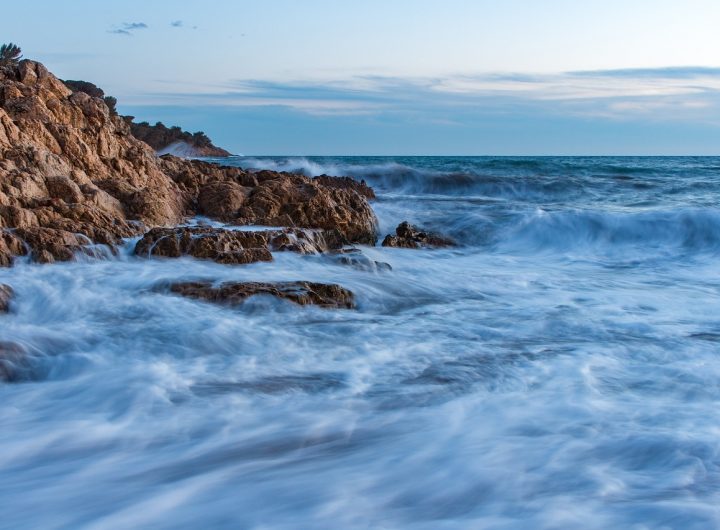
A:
<box><xmin>2</xmin><ymin>0</ymin><xmax>720</xmax><ymax>154</ymax></box>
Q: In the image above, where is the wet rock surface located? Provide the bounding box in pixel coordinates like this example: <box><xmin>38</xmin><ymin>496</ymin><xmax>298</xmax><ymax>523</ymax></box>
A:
<box><xmin>382</xmin><ymin>221</ymin><xmax>456</xmax><ymax>249</ymax></box>
<box><xmin>326</xmin><ymin>248</ymin><xmax>392</xmax><ymax>272</ymax></box>
<box><xmin>166</xmin><ymin>280</ymin><xmax>356</xmax><ymax>309</ymax></box>
<box><xmin>135</xmin><ymin>226</ymin><xmax>346</xmax><ymax>264</ymax></box>
<box><xmin>0</xmin><ymin>283</ymin><xmax>13</xmax><ymax>312</ymax></box>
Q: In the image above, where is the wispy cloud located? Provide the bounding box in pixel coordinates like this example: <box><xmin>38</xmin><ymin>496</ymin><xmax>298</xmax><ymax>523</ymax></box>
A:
<box><xmin>108</xmin><ymin>22</ymin><xmax>148</xmax><ymax>36</ymax></box>
<box><xmin>122</xmin><ymin>67</ymin><xmax>720</xmax><ymax>125</ymax></box>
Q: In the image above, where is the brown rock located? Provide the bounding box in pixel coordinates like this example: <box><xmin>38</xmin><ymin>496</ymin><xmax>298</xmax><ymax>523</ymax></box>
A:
<box><xmin>381</xmin><ymin>221</ymin><xmax>456</xmax><ymax>249</ymax></box>
<box><xmin>167</xmin><ymin>280</ymin><xmax>355</xmax><ymax>309</ymax></box>
<box><xmin>197</xmin><ymin>181</ymin><xmax>248</xmax><ymax>220</ymax></box>
<box><xmin>237</xmin><ymin>173</ymin><xmax>378</xmax><ymax>244</ymax></box>
<box><xmin>135</xmin><ymin>226</ymin><xmax>345</xmax><ymax>264</ymax></box>
<box><xmin>135</xmin><ymin>226</ymin><xmax>272</xmax><ymax>265</ymax></box>
<box><xmin>14</xmin><ymin>227</ymin><xmax>89</xmax><ymax>263</ymax></box>
<box><xmin>44</xmin><ymin>175</ymin><xmax>84</xmax><ymax>203</ymax></box>
<box><xmin>0</xmin><ymin>284</ymin><xmax>13</xmax><ymax>312</ymax></box>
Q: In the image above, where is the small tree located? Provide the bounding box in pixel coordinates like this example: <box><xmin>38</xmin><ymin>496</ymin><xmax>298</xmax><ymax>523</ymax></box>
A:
<box><xmin>0</xmin><ymin>43</ymin><xmax>22</xmax><ymax>68</ymax></box>
<box><xmin>103</xmin><ymin>96</ymin><xmax>117</xmax><ymax>115</ymax></box>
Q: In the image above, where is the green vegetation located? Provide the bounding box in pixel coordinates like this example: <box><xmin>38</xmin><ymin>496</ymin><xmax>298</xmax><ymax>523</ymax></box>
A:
<box><xmin>0</xmin><ymin>43</ymin><xmax>22</xmax><ymax>68</ymax></box>
<box><xmin>130</xmin><ymin>121</ymin><xmax>214</xmax><ymax>150</ymax></box>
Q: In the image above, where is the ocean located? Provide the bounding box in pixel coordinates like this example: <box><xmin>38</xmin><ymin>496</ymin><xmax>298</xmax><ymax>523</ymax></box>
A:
<box><xmin>1</xmin><ymin>156</ymin><xmax>719</xmax><ymax>529</ymax></box>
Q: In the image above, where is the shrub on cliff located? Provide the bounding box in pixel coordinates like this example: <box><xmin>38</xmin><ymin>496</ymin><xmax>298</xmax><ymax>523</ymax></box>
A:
<box><xmin>0</xmin><ymin>43</ymin><xmax>22</xmax><ymax>69</ymax></box>
<box><xmin>103</xmin><ymin>96</ymin><xmax>118</xmax><ymax>115</ymax></box>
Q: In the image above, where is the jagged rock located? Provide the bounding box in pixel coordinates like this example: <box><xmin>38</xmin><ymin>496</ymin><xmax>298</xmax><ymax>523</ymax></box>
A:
<box><xmin>381</xmin><ymin>221</ymin><xmax>456</xmax><ymax>249</ymax></box>
<box><xmin>135</xmin><ymin>226</ymin><xmax>345</xmax><ymax>264</ymax></box>
<box><xmin>0</xmin><ymin>283</ymin><xmax>13</xmax><ymax>312</ymax></box>
<box><xmin>166</xmin><ymin>281</ymin><xmax>355</xmax><ymax>309</ymax></box>
<box><xmin>236</xmin><ymin>172</ymin><xmax>378</xmax><ymax>244</ymax></box>
<box><xmin>313</xmin><ymin>175</ymin><xmax>375</xmax><ymax>200</ymax></box>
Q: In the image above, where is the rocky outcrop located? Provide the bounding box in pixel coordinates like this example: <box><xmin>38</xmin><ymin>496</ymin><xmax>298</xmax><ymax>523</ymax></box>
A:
<box><xmin>235</xmin><ymin>171</ymin><xmax>377</xmax><ymax>244</ymax></box>
<box><xmin>382</xmin><ymin>221</ymin><xmax>455</xmax><ymax>249</ymax></box>
<box><xmin>0</xmin><ymin>341</ymin><xmax>29</xmax><ymax>382</ymax></box>
<box><xmin>0</xmin><ymin>59</ymin><xmax>378</xmax><ymax>266</ymax></box>
<box><xmin>0</xmin><ymin>283</ymin><xmax>13</xmax><ymax>312</ymax></box>
<box><xmin>166</xmin><ymin>281</ymin><xmax>355</xmax><ymax>309</ymax></box>
<box><xmin>135</xmin><ymin>226</ymin><xmax>345</xmax><ymax>264</ymax></box>
<box><xmin>62</xmin><ymin>80</ymin><xmax>230</xmax><ymax>156</ymax></box>
<box><xmin>128</xmin><ymin>121</ymin><xmax>231</xmax><ymax>157</ymax></box>
<box><xmin>160</xmin><ymin>159</ymin><xmax>378</xmax><ymax>244</ymax></box>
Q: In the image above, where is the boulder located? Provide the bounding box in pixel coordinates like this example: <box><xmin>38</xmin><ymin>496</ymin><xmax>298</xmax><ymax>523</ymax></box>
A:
<box><xmin>381</xmin><ymin>221</ymin><xmax>456</xmax><ymax>249</ymax></box>
<box><xmin>166</xmin><ymin>280</ymin><xmax>355</xmax><ymax>309</ymax></box>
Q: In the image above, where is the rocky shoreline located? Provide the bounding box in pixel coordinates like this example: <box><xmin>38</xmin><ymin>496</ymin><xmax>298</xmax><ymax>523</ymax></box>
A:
<box><xmin>0</xmin><ymin>58</ymin><xmax>454</xmax><ymax>330</ymax></box>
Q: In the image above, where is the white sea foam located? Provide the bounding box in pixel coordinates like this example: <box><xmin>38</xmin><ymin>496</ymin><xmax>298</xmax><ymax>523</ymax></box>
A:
<box><xmin>1</xmin><ymin>156</ymin><xmax>720</xmax><ymax>529</ymax></box>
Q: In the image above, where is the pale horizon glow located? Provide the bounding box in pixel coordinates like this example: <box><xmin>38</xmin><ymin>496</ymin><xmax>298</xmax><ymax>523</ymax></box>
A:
<box><xmin>2</xmin><ymin>0</ymin><xmax>720</xmax><ymax>154</ymax></box>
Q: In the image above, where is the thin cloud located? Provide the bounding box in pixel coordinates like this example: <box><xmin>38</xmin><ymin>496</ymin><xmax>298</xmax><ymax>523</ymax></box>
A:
<box><xmin>123</xmin><ymin>22</ymin><xmax>148</xmax><ymax>30</ymax></box>
<box><xmin>108</xmin><ymin>22</ymin><xmax>148</xmax><ymax>35</ymax></box>
<box><xmin>120</xmin><ymin>67</ymin><xmax>720</xmax><ymax>125</ymax></box>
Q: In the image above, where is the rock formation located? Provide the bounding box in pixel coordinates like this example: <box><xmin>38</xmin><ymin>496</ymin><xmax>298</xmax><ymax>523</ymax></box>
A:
<box><xmin>382</xmin><ymin>221</ymin><xmax>455</xmax><ymax>249</ymax></box>
<box><xmin>165</xmin><ymin>280</ymin><xmax>356</xmax><ymax>309</ymax></box>
<box><xmin>134</xmin><ymin>226</ymin><xmax>345</xmax><ymax>264</ymax></box>
<box><xmin>0</xmin><ymin>59</ymin><xmax>378</xmax><ymax>266</ymax></box>
<box><xmin>128</xmin><ymin>121</ymin><xmax>231</xmax><ymax>157</ymax></box>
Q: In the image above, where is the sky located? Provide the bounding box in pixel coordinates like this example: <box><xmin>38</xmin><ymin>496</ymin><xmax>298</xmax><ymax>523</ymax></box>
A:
<box><xmin>2</xmin><ymin>0</ymin><xmax>720</xmax><ymax>155</ymax></box>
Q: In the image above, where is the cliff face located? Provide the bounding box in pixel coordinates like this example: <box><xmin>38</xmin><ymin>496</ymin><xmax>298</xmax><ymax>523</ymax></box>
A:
<box><xmin>0</xmin><ymin>60</ymin><xmax>377</xmax><ymax>266</ymax></box>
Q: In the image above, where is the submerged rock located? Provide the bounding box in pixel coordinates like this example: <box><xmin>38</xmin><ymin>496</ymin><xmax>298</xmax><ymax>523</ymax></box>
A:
<box><xmin>135</xmin><ymin>226</ymin><xmax>345</xmax><ymax>265</ymax></box>
<box><xmin>327</xmin><ymin>248</ymin><xmax>392</xmax><ymax>272</ymax></box>
<box><xmin>166</xmin><ymin>280</ymin><xmax>356</xmax><ymax>309</ymax></box>
<box><xmin>0</xmin><ymin>283</ymin><xmax>13</xmax><ymax>312</ymax></box>
<box><xmin>0</xmin><ymin>341</ymin><xmax>28</xmax><ymax>382</ymax></box>
<box><xmin>382</xmin><ymin>221</ymin><xmax>456</xmax><ymax>249</ymax></box>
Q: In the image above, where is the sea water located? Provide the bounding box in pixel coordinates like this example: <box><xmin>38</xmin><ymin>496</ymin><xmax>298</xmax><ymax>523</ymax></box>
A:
<box><xmin>1</xmin><ymin>156</ymin><xmax>719</xmax><ymax>529</ymax></box>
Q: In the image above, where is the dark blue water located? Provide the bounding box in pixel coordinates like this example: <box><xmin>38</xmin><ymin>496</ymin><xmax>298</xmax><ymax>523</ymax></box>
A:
<box><xmin>1</xmin><ymin>157</ymin><xmax>719</xmax><ymax>529</ymax></box>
